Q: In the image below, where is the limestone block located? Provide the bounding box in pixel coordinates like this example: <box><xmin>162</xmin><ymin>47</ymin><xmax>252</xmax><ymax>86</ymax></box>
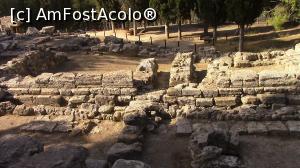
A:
<box><xmin>7</xmin><ymin>88</ymin><xmax>29</xmax><ymax>95</ymax></box>
<box><xmin>41</xmin><ymin>88</ymin><xmax>59</xmax><ymax>95</ymax></box>
<box><xmin>216</xmin><ymin>77</ymin><xmax>231</xmax><ymax>88</ymax></box>
<box><xmin>35</xmin><ymin>73</ymin><xmax>53</xmax><ymax>84</ymax></box>
<box><xmin>182</xmin><ymin>87</ymin><xmax>202</xmax><ymax>97</ymax></box>
<box><xmin>234</xmin><ymin>60</ymin><xmax>251</xmax><ymax>68</ymax></box>
<box><xmin>120</xmin><ymin>88</ymin><xmax>137</xmax><ymax>96</ymax></box>
<box><xmin>169</xmin><ymin>52</ymin><xmax>194</xmax><ymax>87</ymax></box>
<box><xmin>75</xmin><ymin>73</ymin><xmax>102</xmax><ymax>85</ymax></box>
<box><xmin>49</xmin><ymin>73</ymin><xmax>76</xmax><ymax>88</ymax></box>
<box><xmin>243</xmin><ymin>71</ymin><xmax>259</xmax><ymax>87</ymax></box>
<box><xmin>259</xmin><ymin>70</ymin><xmax>294</xmax><ymax>87</ymax></box>
<box><xmin>35</xmin><ymin>95</ymin><xmax>63</xmax><ymax>106</ymax></box>
<box><xmin>14</xmin><ymin>95</ymin><xmax>34</xmax><ymax>105</ymax></box>
<box><xmin>59</xmin><ymin>89</ymin><xmax>73</xmax><ymax>96</ymax></box>
<box><xmin>246</xmin><ymin>122</ymin><xmax>267</xmax><ymax>134</ymax></box>
<box><xmin>201</xmin><ymin>88</ymin><xmax>219</xmax><ymax>98</ymax></box>
<box><xmin>257</xmin><ymin>93</ymin><xmax>286</xmax><ymax>105</ymax></box>
<box><xmin>28</xmin><ymin>88</ymin><xmax>41</xmax><ymax>95</ymax></box>
<box><xmin>196</xmin><ymin>98</ymin><xmax>214</xmax><ymax>107</ymax></box>
<box><xmin>71</xmin><ymin>88</ymin><xmax>90</xmax><ymax>95</ymax></box>
<box><xmin>95</xmin><ymin>95</ymin><xmax>115</xmax><ymax>105</ymax></box>
<box><xmin>68</xmin><ymin>95</ymin><xmax>87</xmax><ymax>105</ymax></box>
<box><xmin>214</xmin><ymin>96</ymin><xmax>240</xmax><ymax>107</ymax></box>
<box><xmin>264</xmin><ymin>121</ymin><xmax>287</xmax><ymax>135</ymax></box>
<box><xmin>167</xmin><ymin>87</ymin><xmax>182</xmax><ymax>96</ymax></box>
<box><xmin>242</xmin><ymin>88</ymin><xmax>256</xmax><ymax>95</ymax></box>
<box><xmin>177</xmin><ymin>97</ymin><xmax>196</xmax><ymax>106</ymax></box>
<box><xmin>89</xmin><ymin>88</ymin><xmax>104</xmax><ymax>94</ymax></box>
<box><xmin>102</xmin><ymin>70</ymin><xmax>133</xmax><ymax>88</ymax></box>
<box><xmin>241</xmin><ymin>96</ymin><xmax>259</xmax><ymax>105</ymax></box>
<box><xmin>103</xmin><ymin>87</ymin><xmax>121</xmax><ymax>95</ymax></box>
<box><xmin>163</xmin><ymin>95</ymin><xmax>177</xmax><ymax>105</ymax></box>
<box><xmin>218</xmin><ymin>88</ymin><xmax>243</xmax><ymax>96</ymax></box>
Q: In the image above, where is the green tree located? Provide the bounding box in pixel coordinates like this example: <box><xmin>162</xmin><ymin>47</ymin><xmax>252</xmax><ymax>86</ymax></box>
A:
<box><xmin>225</xmin><ymin>0</ymin><xmax>265</xmax><ymax>51</ymax></box>
<box><xmin>196</xmin><ymin>0</ymin><xmax>227</xmax><ymax>44</ymax></box>
<box><xmin>95</xmin><ymin>0</ymin><xmax>120</xmax><ymax>32</ymax></box>
<box><xmin>150</xmin><ymin>0</ymin><xmax>178</xmax><ymax>39</ymax></box>
<box><xmin>267</xmin><ymin>0</ymin><xmax>300</xmax><ymax>30</ymax></box>
<box><xmin>174</xmin><ymin>0</ymin><xmax>194</xmax><ymax>40</ymax></box>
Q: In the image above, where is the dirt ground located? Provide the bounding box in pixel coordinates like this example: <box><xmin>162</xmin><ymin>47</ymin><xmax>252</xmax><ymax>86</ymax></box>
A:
<box><xmin>51</xmin><ymin>23</ymin><xmax>299</xmax><ymax>78</ymax></box>
<box><xmin>1</xmin><ymin>116</ymin><xmax>300</xmax><ymax>168</ymax></box>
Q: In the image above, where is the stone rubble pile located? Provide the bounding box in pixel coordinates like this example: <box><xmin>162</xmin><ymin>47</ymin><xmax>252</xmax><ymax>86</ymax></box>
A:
<box><xmin>0</xmin><ymin>50</ymin><xmax>68</xmax><ymax>77</ymax></box>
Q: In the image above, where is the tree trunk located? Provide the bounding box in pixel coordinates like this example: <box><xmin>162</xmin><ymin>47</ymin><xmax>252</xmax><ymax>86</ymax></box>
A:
<box><xmin>178</xmin><ymin>19</ymin><xmax>182</xmax><ymax>41</ymax></box>
<box><xmin>203</xmin><ymin>20</ymin><xmax>209</xmax><ymax>35</ymax></box>
<box><xmin>213</xmin><ymin>25</ymin><xmax>217</xmax><ymax>45</ymax></box>
<box><xmin>239</xmin><ymin>24</ymin><xmax>245</xmax><ymax>52</ymax></box>
<box><xmin>165</xmin><ymin>23</ymin><xmax>170</xmax><ymax>39</ymax></box>
<box><xmin>133</xmin><ymin>20</ymin><xmax>137</xmax><ymax>36</ymax></box>
<box><xmin>111</xmin><ymin>21</ymin><xmax>115</xmax><ymax>33</ymax></box>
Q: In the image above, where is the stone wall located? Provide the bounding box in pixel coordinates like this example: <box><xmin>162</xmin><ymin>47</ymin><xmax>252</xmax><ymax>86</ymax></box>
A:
<box><xmin>1</xmin><ymin>44</ymin><xmax>300</xmax><ymax>123</ymax></box>
<box><xmin>3</xmin><ymin>70</ymin><xmax>137</xmax><ymax>120</ymax></box>
<box><xmin>169</xmin><ymin>52</ymin><xmax>195</xmax><ymax>87</ymax></box>
<box><xmin>166</xmin><ymin>44</ymin><xmax>300</xmax><ymax>107</ymax></box>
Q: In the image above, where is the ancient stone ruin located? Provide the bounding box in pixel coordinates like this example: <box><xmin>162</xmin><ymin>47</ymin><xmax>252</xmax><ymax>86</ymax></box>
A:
<box><xmin>0</xmin><ymin>26</ymin><xmax>300</xmax><ymax>167</ymax></box>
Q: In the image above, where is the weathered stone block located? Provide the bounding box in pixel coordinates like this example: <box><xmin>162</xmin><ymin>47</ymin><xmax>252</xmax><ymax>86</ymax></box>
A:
<box><xmin>59</xmin><ymin>89</ymin><xmax>73</xmax><ymax>96</ymax></box>
<box><xmin>182</xmin><ymin>87</ymin><xmax>202</xmax><ymax>97</ymax></box>
<box><xmin>196</xmin><ymin>98</ymin><xmax>214</xmax><ymax>107</ymax></box>
<box><xmin>218</xmin><ymin>88</ymin><xmax>243</xmax><ymax>96</ymax></box>
<box><xmin>169</xmin><ymin>52</ymin><xmax>194</xmax><ymax>87</ymax></box>
<box><xmin>242</xmin><ymin>88</ymin><xmax>256</xmax><ymax>95</ymax></box>
<box><xmin>120</xmin><ymin>88</ymin><xmax>137</xmax><ymax>95</ymax></box>
<box><xmin>241</xmin><ymin>96</ymin><xmax>259</xmax><ymax>105</ymax></box>
<box><xmin>216</xmin><ymin>77</ymin><xmax>231</xmax><ymax>88</ymax></box>
<box><xmin>264</xmin><ymin>121</ymin><xmax>287</xmax><ymax>135</ymax></box>
<box><xmin>35</xmin><ymin>73</ymin><xmax>53</xmax><ymax>84</ymax></box>
<box><xmin>117</xmin><ymin>96</ymin><xmax>132</xmax><ymax>104</ymax></box>
<box><xmin>75</xmin><ymin>73</ymin><xmax>102</xmax><ymax>85</ymax></box>
<box><xmin>71</xmin><ymin>88</ymin><xmax>90</xmax><ymax>95</ymax></box>
<box><xmin>7</xmin><ymin>88</ymin><xmax>29</xmax><ymax>95</ymax></box>
<box><xmin>28</xmin><ymin>88</ymin><xmax>41</xmax><ymax>95</ymax></box>
<box><xmin>95</xmin><ymin>95</ymin><xmax>115</xmax><ymax>105</ymax></box>
<box><xmin>246</xmin><ymin>122</ymin><xmax>267</xmax><ymax>134</ymax></box>
<box><xmin>49</xmin><ymin>73</ymin><xmax>75</xmax><ymax>87</ymax></box>
<box><xmin>167</xmin><ymin>87</ymin><xmax>182</xmax><ymax>96</ymax></box>
<box><xmin>103</xmin><ymin>87</ymin><xmax>121</xmax><ymax>95</ymax></box>
<box><xmin>163</xmin><ymin>95</ymin><xmax>177</xmax><ymax>104</ymax></box>
<box><xmin>201</xmin><ymin>88</ymin><xmax>219</xmax><ymax>98</ymax></box>
<box><xmin>41</xmin><ymin>88</ymin><xmax>59</xmax><ymax>95</ymax></box>
<box><xmin>89</xmin><ymin>88</ymin><xmax>104</xmax><ymax>94</ymax></box>
<box><xmin>35</xmin><ymin>95</ymin><xmax>63</xmax><ymax>106</ymax></box>
<box><xmin>14</xmin><ymin>95</ymin><xmax>34</xmax><ymax>105</ymax></box>
<box><xmin>259</xmin><ymin>70</ymin><xmax>294</xmax><ymax>87</ymax></box>
<box><xmin>214</xmin><ymin>96</ymin><xmax>239</xmax><ymax>107</ymax></box>
<box><xmin>177</xmin><ymin>97</ymin><xmax>195</xmax><ymax>106</ymax></box>
<box><xmin>102</xmin><ymin>70</ymin><xmax>133</xmax><ymax>88</ymax></box>
<box><xmin>68</xmin><ymin>95</ymin><xmax>87</xmax><ymax>105</ymax></box>
<box><xmin>257</xmin><ymin>93</ymin><xmax>286</xmax><ymax>105</ymax></box>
